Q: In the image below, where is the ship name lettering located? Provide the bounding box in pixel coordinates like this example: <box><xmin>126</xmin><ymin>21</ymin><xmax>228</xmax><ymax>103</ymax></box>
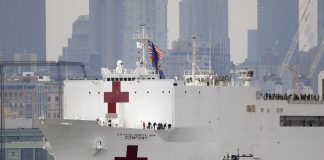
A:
<box><xmin>122</xmin><ymin>134</ymin><xmax>148</xmax><ymax>140</ymax></box>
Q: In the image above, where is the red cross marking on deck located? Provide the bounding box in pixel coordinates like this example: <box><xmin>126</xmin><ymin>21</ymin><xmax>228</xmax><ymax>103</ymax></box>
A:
<box><xmin>115</xmin><ymin>145</ymin><xmax>147</xmax><ymax>160</ymax></box>
<box><xmin>104</xmin><ymin>81</ymin><xmax>129</xmax><ymax>113</ymax></box>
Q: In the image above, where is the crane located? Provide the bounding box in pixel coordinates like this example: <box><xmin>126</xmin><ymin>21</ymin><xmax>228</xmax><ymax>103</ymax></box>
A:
<box><xmin>288</xmin><ymin>65</ymin><xmax>299</xmax><ymax>90</ymax></box>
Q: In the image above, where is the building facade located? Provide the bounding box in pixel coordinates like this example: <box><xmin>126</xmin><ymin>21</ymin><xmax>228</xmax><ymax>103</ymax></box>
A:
<box><xmin>0</xmin><ymin>0</ymin><xmax>46</xmax><ymax>61</ymax></box>
<box><xmin>247</xmin><ymin>29</ymin><xmax>258</xmax><ymax>64</ymax></box>
<box><xmin>89</xmin><ymin>0</ymin><xmax>168</xmax><ymax>68</ymax></box>
<box><xmin>2</xmin><ymin>73</ymin><xmax>61</xmax><ymax>127</ymax></box>
<box><xmin>0</xmin><ymin>128</ymin><xmax>53</xmax><ymax>160</ymax></box>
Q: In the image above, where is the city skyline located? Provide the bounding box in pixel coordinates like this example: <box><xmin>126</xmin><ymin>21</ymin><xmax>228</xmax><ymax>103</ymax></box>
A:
<box><xmin>46</xmin><ymin>0</ymin><xmax>257</xmax><ymax>64</ymax></box>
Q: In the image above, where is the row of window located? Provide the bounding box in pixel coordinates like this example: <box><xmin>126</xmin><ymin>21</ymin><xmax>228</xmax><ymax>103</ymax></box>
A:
<box><xmin>1</xmin><ymin>135</ymin><xmax>43</xmax><ymax>143</ymax></box>
<box><xmin>246</xmin><ymin>105</ymin><xmax>283</xmax><ymax>113</ymax></box>
<box><xmin>246</xmin><ymin>106</ymin><xmax>324</xmax><ymax>127</ymax></box>
<box><xmin>0</xmin><ymin>148</ymin><xmax>51</xmax><ymax>160</ymax></box>
<box><xmin>2</xmin><ymin>92</ymin><xmax>31</xmax><ymax>97</ymax></box>
<box><xmin>47</xmin><ymin>96</ymin><xmax>60</xmax><ymax>102</ymax></box>
<box><xmin>106</xmin><ymin>77</ymin><xmax>156</xmax><ymax>81</ymax></box>
<box><xmin>280</xmin><ymin>116</ymin><xmax>324</xmax><ymax>127</ymax></box>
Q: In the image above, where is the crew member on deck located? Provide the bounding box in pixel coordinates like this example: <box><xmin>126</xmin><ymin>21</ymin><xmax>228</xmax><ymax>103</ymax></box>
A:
<box><xmin>148</xmin><ymin>122</ymin><xmax>152</xmax><ymax>130</ymax></box>
<box><xmin>153</xmin><ymin>122</ymin><xmax>157</xmax><ymax>130</ymax></box>
<box><xmin>168</xmin><ymin>124</ymin><xmax>172</xmax><ymax>130</ymax></box>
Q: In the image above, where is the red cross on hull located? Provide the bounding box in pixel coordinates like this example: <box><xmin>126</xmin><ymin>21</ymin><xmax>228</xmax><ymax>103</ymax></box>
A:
<box><xmin>104</xmin><ymin>81</ymin><xmax>129</xmax><ymax>114</ymax></box>
<box><xmin>115</xmin><ymin>145</ymin><xmax>148</xmax><ymax>160</ymax></box>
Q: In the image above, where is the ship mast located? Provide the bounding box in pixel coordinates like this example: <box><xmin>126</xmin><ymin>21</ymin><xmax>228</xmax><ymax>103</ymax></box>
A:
<box><xmin>133</xmin><ymin>24</ymin><xmax>150</xmax><ymax>65</ymax></box>
<box><xmin>192</xmin><ymin>36</ymin><xmax>197</xmax><ymax>81</ymax></box>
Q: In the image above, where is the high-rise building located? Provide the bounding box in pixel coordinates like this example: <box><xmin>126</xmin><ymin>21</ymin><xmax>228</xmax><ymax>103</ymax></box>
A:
<box><xmin>179</xmin><ymin>0</ymin><xmax>230</xmax><ymax>75</ymax></box>
<box><xmin>247</xmin><ymin>29</ymin><xmax>258</xmax><ymax>64</ymax></box>
<box><xmin>257</xmin><ymin>0</ymin><xmax>299</xmax><ymax>69</ymax></box>
<box><xmin>59</xmin><ymin>15</ymin><xmax>101</xmax><ymax>78</ymax></box>
<box><xmin>318</xmin><ymin>0</ymin><xmax>324</xmax><ymax>42</ymax></box>
<box><xmin>89</xmin><ymin>0</ymin><xmax>168</xmax><ymax>68</ymax></box>
<box><xmin>179</xmin><ymin>0</ymin><xmax>229</xmax><ymax>44</ymax></box>
<box><xmin>0</xmin><ymin>0</ymin><xmax>46</xmax><ymax>61</ymax></box>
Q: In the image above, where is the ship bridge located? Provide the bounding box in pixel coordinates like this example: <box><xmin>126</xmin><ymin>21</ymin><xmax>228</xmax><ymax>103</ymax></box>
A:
<box><xmin>101</xmin><ymin>60</ymin><xmax>160</xmax><ymax>82</ymax></box>
<box><xmin>183</xmin><ymin>69</ymin><xmax>254</xmax><ymax>87</ymax></box>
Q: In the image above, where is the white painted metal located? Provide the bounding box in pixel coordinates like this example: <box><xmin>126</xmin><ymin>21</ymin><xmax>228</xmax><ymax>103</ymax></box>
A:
<box><xmin>39</xmin><ymin>62</ymin><xmax>324</xmax><ymax>160</ymax></box>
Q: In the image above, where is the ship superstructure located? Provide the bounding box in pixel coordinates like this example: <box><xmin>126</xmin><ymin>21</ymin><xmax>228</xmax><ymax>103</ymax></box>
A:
<box><xmin>39</xmin><ymin>29</ymin><xmax>324</xmax><ymax>160</ymax></box>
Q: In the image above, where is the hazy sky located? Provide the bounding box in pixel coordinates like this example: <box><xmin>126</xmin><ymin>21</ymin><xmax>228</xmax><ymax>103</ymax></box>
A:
<box><xmin>46</xmin><ymin>0</ymin><xmax>256</xmax><ymax>64</ymax></box>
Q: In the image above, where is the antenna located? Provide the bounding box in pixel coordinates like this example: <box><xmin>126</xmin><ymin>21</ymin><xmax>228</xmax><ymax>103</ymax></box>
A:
<box><xmin>209</xmin><ymin>25</ymin><xmax>212</xmax><ymax>74</ymax></box>
<box><xmin>209</xmin><ymin>43</ymin><xmax>212</xmax><ymax>75</ymax></box>
<box><xmin>133</xmin><ymin>24</ymin><xmax>150</xmax><ymax>65</ymax></box>
<box><xmin>192</xmin><ymin>36</ymin><xmax>197</xmax><ymax>81</ymax></box>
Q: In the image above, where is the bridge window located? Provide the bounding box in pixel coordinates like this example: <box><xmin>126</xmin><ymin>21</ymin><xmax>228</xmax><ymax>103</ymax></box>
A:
<box><xmin>280</xmin><ymin>116</ymin><xmax>324</xmax><ymax>127</ymax></box>
<box><xmin>107</xmin><ymin>78</ymin><xmax>111</xmax><ymax>81</ymax></box>
<box><xmin>128</xmin><ymin>78</ymin><xmax>131</xmax><ymax>81</ymax></box>
<box><xmin>124</xmin><ymin>78</ymin><xmax>127</xmax><ymax>81</ymax></box>
<box><xmin>111</xmin><ymin>78</ymin><xmax>115</xmax><ymax>81</ymax></box>
<box><xmin>246</xmin><ymin>105</ymin><xmax>255</xmax><ymax>112</ymax></box>
<box><xmin>276</xmin><ymin>108</ymin><xmax>283</xmax><ymax>113</ymax></box>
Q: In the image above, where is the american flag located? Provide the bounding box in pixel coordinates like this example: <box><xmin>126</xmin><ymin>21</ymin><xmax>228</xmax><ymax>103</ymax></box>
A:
<box><xmin>148</xmin><ymin>40</ymin><xmax>164</xmax><ymax>59</ymax></box>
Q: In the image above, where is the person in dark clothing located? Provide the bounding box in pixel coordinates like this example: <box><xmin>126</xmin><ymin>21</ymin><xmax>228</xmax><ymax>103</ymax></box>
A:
<box><xmin>142</xmin><ymin>122</ymin><xmax>146</xmax><ymax>129</ymax></box>
<box><xmin>163</xmin><ymin>123</ymin><xmax>167</xmax><ymax>130</ymax></box>
<box><xmin>148</xmin><ymin>121</ymin><xmax>152</xmax><ymax>130</ymax></box>
<box><xmin>168</xmin><ymin>123</ymin><xmax>171</xmax><ymax>130</ymax></box>
<box><xmin>153</xmin><ymin>122</ymin><xmax>157</xmax><ymax>130</ymax></box>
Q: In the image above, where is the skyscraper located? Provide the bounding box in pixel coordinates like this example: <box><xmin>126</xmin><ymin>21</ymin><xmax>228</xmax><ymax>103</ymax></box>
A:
<box><xmin>247</xmin><ymin>29</ymin><xmax>258</xmax><ymax>64</ymax></box>
<box><xmin>89</xmin><ymin>0</ymin><xmax>168</xmax><ymax>68</ymax></box>
<box><xmin>179</xmin><ymin>0</ymin><xmax>230</xmax><ymax>75</ymax></box>
<box><xmin>0</xmin><ymin>0</ymin><xmax>46</xmax><ymax>61</ymax></box>
<box><xmin>59</xmin><ymin>15</ymin><xmax>100</xmax><ymax>78</ymax></box>
<box><xmin>257</xmin><ymin>0</ymin><xmax>299</xmax><ymax>68</ymax></box>
<box><xmin>179</xmin><ymin>0</ymin><xmax>228</xmax><ymax>43</ymax></box>
<box><xmin>318</xmin><ymin>0</ymin><xmax>324</xmax><ymax>42</ymax></box>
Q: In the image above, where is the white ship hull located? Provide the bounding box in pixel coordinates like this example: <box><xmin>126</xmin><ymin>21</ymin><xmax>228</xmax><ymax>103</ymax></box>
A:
<box><xmin>40</xmin><ymin>118</ymin><xmax>324</xmax><ymax>160</ymax></box>
<box><xmin>39</xmin><ymin>76</ymin><xmax>324</xmax><ymax>160</ymax></box>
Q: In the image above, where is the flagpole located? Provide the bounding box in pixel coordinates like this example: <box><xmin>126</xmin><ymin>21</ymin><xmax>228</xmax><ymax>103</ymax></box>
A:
<box><xmin>142</xmin><ymin>27</ymin><xmax>145</xmax><ymax>64</ymax></box>
<box><xmin>133</xmin><ymin>24</ymin><xmax>150</xmax><ymax>65</ymax></box>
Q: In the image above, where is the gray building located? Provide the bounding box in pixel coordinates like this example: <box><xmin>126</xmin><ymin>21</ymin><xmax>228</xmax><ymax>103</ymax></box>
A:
<box><xmin>0</xmin><ymin>0</ymin><xmax>46</xmax><ymax>61</ymax></box>
<box><xmin>0</xmin><ymin>128</ymin><xmax>53</xmax><ymax>160</ymax></box>
<box><xmin>179</xmin><ymin>0</ymin><xmax>229</xmax><ymax>44</ymax></box>
<box><xmin>89</xmin><ymin>0</ymin><xmax>168</xmax><ymax>68</ymax></box>
<box><xmin>247</xmin><ymin>29</ymin><xmax>258</xmax><ymax>64</ymax></box>
<box><xmin>59</xmin><ymin>15</ymin><xmax>101</xmax><ymax>78</ymax></box>
<box><xmin>318</xmin><ymin>0</ymin><xmax>324</xmax><ymax>42</ymax></box>
<box><xmin>257</xmin><ymin>0</ymin><xmax>299</xmax><ymax>79</ymax></box>
<box><xmin>179</xmin><ymin>0</ymin><xmax>230</xmax><ymax>75</ymax></box>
